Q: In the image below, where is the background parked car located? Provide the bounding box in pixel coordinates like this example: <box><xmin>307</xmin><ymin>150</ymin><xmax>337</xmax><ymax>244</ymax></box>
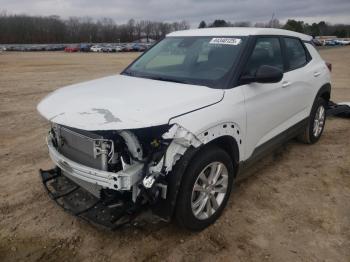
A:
<box><xmin>80</xmin><ymin>44</ymin><xmax>93</xmax><ymax>52</ymax></box>
<box><xmin>334</xmin><ymin>39</ymin><xmax>350</xmax><ymax>45</ymax></box>
<box><xmin>312</xmin><ymin>39</ymin><xmax>323</xmax><ymax>46</ymax></box>
<box><xmin>102</xmin><ymin>45</ymin><xmax>117</xmax><ymax>52</ymax></box>
<box><xmin>132</xmin><ymin>43</ymin><xmax>147</xmax><ymax>52</ymax></box>
<box><xmin>29</xmin><ymin>45</ymin><xmax>46</xmax><ymax>51</ymax></box>
<box><xmin>90</xmin><ymin>45</ymin><xmax>103</xmax><ymax>52</ymax></box>
<box><xmin>122</xmin><ymin>44</ymin><xmax>134</xmax><ymax>52</ymax></box>
<box><xmin>324</xmin><ymin>40</ymin><xmax>337</xmax><ymax>46</ymax></box>
<box><xmin>64</xmin><ymin>45</ymin><xmax>80</xmax><ymax>52</ymax></box>
<box><xmin>45</xmin><ymin>44</ymin><xmax>65</xmax><ymax>51</ymax></box>
<box><xmin>115</xmin><ymin>45</ymin><xmax>123</xmax><ymax>52</ymax></box>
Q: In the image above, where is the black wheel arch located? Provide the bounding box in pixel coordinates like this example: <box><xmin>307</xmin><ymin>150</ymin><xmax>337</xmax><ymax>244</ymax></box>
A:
<box><xmin>316</xmin><ymin>83</ymin><xmax>331</xmax><ymax>103</ymax></box>
<box><xmin>151</xmin><ymin>135</ymin><xmax>240</xmax><ymax>221</ymax></box>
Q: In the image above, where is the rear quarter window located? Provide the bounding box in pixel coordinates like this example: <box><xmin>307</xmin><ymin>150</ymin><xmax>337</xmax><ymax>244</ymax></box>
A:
<box><xmin>284</xmin><ymin>37</ymin><xmax>308</xmax><ymax>70</ymax></box>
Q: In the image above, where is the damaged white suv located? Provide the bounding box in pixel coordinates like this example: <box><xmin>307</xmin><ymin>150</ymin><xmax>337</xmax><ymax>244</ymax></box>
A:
<box><xmin>38</xmin><ymin>28</ymin><xmax>331</xmax><ymax>230</ymax></box>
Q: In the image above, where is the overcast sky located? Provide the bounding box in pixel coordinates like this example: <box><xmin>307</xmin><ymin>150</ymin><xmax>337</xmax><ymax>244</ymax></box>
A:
<box><xmin>1</xmin><ymin>0</ymin><xmax>350</xmax><ymax>26</ymax></box>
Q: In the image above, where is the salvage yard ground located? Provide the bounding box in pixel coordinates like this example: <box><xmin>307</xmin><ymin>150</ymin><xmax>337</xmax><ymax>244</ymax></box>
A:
<box><xmin>0</xmin><ymin>47</ymin><xmax>349</xmax><ymax>262</ymax></box>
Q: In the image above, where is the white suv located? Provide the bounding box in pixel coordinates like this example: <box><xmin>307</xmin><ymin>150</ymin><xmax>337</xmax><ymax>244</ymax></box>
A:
<box><xmin>38</xmin><ymin>27</ymin><xmax>331</xmax><ymax>230</ymax></box>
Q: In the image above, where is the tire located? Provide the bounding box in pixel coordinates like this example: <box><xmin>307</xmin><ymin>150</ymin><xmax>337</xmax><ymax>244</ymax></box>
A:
<box><xmin>298</xmin><ymin>97</ymin><xmax>327</xmax><ymax>144</ymax></box>
<box><xmin>175</xmin><ymin>145</ymin><xmax>234</xmax><ymax>231</ymax></box>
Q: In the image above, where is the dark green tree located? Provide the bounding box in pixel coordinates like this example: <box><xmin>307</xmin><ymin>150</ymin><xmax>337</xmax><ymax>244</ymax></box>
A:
<box><xmin>333</xmin><ymin>29</ymin><xmax>347</xmax><ymax>38</ymax></box>
<box><xmin>309</xmin><ymin>23</ymin><xmax>320</xmax><ymax>37</ymax></box>
<box><xmin>318</xmin><ymin>21</ymin><xmax>328</xmax><ymax>36</ymax></box>
<box><xmin>211</xmin><ymin>19</ymin><xmax>229</xmax><ymax>27</ymax></box>
<box><xmin>283</xmin><ymin>19</ymin><xmax>304</xmax><ymax>33</ymax></box>
<box><xmin>198</xmin><ymin>20</ymin><xmax>207</xmax><ymax>28</ymax></box>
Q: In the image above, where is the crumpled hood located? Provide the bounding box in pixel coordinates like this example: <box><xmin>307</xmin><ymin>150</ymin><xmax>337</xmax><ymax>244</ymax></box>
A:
<box><xmin>37</xmin><ymin>75</ymin><xmax>224</xmax><ymax>130</ymax></box>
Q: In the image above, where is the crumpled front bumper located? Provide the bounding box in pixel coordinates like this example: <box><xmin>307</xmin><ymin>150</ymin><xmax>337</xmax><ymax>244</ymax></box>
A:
<box><xmin>39</xmin><ymin>167</ymin><xmax>141</xmax><ymax>229</ymax></box>
<box><xmin>46</xmin><ymin>136</ymin><xmax>144</xmax><ymax>191</ymax></box>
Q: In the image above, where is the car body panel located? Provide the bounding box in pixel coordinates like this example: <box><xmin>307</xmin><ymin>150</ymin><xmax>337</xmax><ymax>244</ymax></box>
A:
<box><xmin>305</xmin><ymin>43</ymin><xmax>331</xmax><ymax>89</ymax></box>
<box><xmin>37</xmin><ymin>75</ymin><xmax>224</xmax><ymax>131</ymax></box>
<box><xmin>168</xmin><ymin>27</ymin><xmax>312</xmax><ymax>41</ymax></box>
<box><xmin>169</xmin><ymin>88</ymin><xmax>246</xmax><ymax>160</ymax></box>
<box><xmin>241</xmin><ymin>41</ymin><xmax>330</xmax><ymax>158</ymax></box>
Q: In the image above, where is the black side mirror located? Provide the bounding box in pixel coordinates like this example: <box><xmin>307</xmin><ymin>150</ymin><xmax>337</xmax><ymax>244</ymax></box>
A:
<box><xmin>240</xmin><ymin>65</ymin><xmax>283</xmax><ymax>84</ymax></box>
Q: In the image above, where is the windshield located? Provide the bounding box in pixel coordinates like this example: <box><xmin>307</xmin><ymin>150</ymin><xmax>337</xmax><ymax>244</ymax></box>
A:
<box><xmin>123</xmin><ymin>36</ymin><xmax>246</xmax><ymax>88</ymax></box>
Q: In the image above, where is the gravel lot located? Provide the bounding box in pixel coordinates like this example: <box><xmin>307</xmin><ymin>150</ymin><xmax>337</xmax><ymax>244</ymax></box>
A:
<box><xmin>0</xmin><ymin>48</ymin><xmax>349</xmax><ymax>262</ymax></box>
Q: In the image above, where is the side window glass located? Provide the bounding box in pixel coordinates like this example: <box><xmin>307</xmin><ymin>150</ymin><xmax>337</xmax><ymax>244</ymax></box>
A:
<box><xmin>244</xmin><ymin>37</ymin><xmax>283</xmax><ymax>76</ymax></box>
<box><xmin>284</xmin><ymin>38</ymin><xmax>307</xmax><ymax>70</ymax></box>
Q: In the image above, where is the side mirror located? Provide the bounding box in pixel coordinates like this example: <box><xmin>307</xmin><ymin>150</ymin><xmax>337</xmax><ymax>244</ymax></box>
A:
<box><xmin>240</xmin><ymin>65</ymin><xmax>283</xmax><ymax>84</ymax></box>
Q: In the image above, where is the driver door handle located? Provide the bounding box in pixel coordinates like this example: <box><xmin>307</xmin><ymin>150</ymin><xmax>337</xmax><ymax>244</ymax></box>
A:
<box><xmin>314</xmin><ymin>72</ymin><xmax>321</xmax><ymax>77</ymax></box>
<box><xmin>282</xmin><ymin>81</ymin><xmax>291</xmax><ymax>88</ymax></box>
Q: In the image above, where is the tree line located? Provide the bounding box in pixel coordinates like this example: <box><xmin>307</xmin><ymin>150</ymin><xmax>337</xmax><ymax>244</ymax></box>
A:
<box><xmin>0</xmin><ymin>12</ymin><xmax>190</xmax><ymax>44</ymax></box>
<box><xmin>1</xmin><ymin>11</ymin><xmax>349</xmax><ymax>44</ymax></box>
<box><xmin>198</xmin><ymin>19</ymin><xmax>350</xmax><ymax>38</ymax></box>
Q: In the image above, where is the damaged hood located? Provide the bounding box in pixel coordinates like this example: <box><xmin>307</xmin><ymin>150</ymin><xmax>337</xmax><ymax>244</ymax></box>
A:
<box><xmin>37</xmin><ymin>75</ymin><xmax>224</xmax><ymax>130</ymax></box>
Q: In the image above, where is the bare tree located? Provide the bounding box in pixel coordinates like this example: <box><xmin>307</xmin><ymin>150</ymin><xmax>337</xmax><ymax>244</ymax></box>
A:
<box><xmin>267</xmin><ymin>18</ymin><xmax>281</xmax><ymax>28</ymax></box>
<box><xmin>126</xmin><ymin>19</ymin><xmax>135</xmax><ymax>41</ymax></box>
<box><xmin>135</xmin><ymin>21</ymin><xmax>144</xmax><ymax>39</ymax></box>
<box><xmin>142</xmin><ymin>20</ymin><xmax>153</xmax><ymax>42</ymax></box>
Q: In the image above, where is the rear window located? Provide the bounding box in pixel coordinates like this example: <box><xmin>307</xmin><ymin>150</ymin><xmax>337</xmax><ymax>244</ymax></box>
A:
<box><xmin>284</xmin><ymin>38</ymin><xmax>307</xmax><ymax>70</ymax></box>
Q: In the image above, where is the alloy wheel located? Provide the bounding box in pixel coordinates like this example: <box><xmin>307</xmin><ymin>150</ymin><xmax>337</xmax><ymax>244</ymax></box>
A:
<box><xmin>191</xmin><ymin>162</ymin><xmax>228</xmax><ymax>220</ymax></box>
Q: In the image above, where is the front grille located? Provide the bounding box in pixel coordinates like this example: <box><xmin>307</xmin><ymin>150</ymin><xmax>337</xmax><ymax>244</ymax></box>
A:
<box><xmin>53</xmin><ymin>125</ymin><xmax>109</xmax><ymax>170</ymax></box>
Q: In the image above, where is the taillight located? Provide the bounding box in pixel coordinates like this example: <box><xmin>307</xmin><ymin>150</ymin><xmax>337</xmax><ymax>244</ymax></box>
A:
<box><xmin>326</xmin><ymin>62</ymin><xmax>332</xmax><ymax>72</ymax></box>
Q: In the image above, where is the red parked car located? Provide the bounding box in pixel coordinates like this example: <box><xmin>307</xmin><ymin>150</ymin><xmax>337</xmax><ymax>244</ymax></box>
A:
<box><xmin>64</xmin><ymin>45</ymin><xmax>80</xmax><ymax>52</ymax></box>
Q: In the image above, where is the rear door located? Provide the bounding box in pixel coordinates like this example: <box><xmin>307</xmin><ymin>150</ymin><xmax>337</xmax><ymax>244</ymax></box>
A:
<box><xmin>281</xmin><ymin>37</ymin><xmax>315</xmax><ymax>122</ymax></box>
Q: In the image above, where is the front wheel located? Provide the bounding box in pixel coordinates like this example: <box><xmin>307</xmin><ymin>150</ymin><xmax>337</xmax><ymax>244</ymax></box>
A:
<box><xmin>175</xmin><ymin>146</ymin><xmax>234</xmax><ymax>231</ymax></box>
<box><xmin>298</xmin><ymin>97</ymin><xmax>327</xmax><ymax>144</ymax></box>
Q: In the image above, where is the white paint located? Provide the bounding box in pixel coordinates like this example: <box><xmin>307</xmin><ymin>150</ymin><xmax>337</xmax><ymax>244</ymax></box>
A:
<box><xmin>209</xmin><ymin>38</ymin><xmax>242</xmax><ymax>45</ymax></box>
<box><xmin>170</xmin><ymin>88</ymin><xmax>246</xmax><ymax>160</ymax></box>
<box><xmin>151</xmin><ymin>121</ymin><xmax>243</xmax><ymax>172</ymax></box>
<box><xmin>168</xmin><ymin>27</ymin><xmax>312</xmax><ymax>41</ymax></box>
<box><xmin>37</xmin><ymin>75</ymin><xmax>224</xmax><ymax>130</ymax></box>
<box><xmin>149</xmin><ymin>124</ymin><xmax>203</xmax><ymax>173</ymax></box>
<box><xmin>118</xmin><ymin>130</ymin><xmax>143</xmax><ymax>161</ymax></box>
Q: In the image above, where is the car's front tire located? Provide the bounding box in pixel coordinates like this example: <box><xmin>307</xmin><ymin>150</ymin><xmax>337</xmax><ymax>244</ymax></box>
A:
<box><xmin>298</xmin><ymin>97</ymin><xmax>327</xmax><ymax>144</ymax></box>
<box><xmin>175</xmin><ymin>145</ymin><xmax>234</xmax><ymax>231</ymax></box>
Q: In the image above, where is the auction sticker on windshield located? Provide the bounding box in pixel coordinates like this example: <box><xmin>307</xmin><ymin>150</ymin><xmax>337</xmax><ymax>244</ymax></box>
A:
<box><xmin>209</xmin><ymin>38</ymin><xmax>242</xmax><ymax>45</ymax></box>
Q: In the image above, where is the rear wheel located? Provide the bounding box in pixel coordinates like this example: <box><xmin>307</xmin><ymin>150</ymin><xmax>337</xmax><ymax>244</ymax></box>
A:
<box><xmin>175</xmin><ymin>146</ymin><xmax>234</xmax><ymax>231</ymax></box>
<box><xmin>298</xmin><ymin>97</ymin><xmax>327</xmax><ymax>144</ymax></box>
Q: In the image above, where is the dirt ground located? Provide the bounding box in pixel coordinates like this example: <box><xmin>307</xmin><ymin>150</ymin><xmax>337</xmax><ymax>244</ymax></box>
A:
<box><xmin>0</xmin><ymin>47</ymin><xmax>349</xmax><ymax>262</ymax></box>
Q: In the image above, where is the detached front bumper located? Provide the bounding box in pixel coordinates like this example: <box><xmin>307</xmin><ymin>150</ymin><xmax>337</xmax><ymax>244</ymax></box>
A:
<box><xmin>47</xmin><ymin>136</ymin><xmax>144</xmax><ymax>191</ymax></box>
<box><xmin>39</xmin><ymin>167</ymin><xmax>142</xmax><ymax>229</ymax></box>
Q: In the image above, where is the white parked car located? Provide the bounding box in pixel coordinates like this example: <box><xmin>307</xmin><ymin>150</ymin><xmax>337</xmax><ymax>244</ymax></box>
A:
<box><xmin>38</xmin><ymin>27</ymin><xmax>332</xmax><ymax>230</ymax></box>
<box><xmin>115</xmin><ymin>45</ymin><xmax>123</xmax><ymax>52</ymax></box>
<box><xmin>335</xmin><ymin>39</ymin><xmax>350</xmax><ymax>45</ymax></box>
<box><xmin>90</xmin><ymin>45</ymin><xmax>103</xmax><ymax>52</ymax></box>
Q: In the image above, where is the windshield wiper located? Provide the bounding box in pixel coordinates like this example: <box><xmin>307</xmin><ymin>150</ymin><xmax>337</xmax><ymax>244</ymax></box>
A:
<box><xmin>145</xmin><ymin>76</ymin><xmax>189</xmax><ymax>84</ymax></box>
<box><xmin>123</xmin><ymin>70</ymin><xmax>190</xmax><ymax>84</ymax></box>
<box><xmin>122</xmin><ymin>70</ymin><xmax>136</xmax><ymax>76</ymax></box>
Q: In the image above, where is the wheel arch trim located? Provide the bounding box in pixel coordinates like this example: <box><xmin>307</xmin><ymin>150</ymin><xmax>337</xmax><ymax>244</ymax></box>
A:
<box><xmin>316</xmin><ymin>83</ymin><xmax>331</xmax><ymax>102</ymax></box>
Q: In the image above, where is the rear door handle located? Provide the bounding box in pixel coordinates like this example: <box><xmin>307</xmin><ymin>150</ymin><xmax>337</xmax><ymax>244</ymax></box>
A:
<box><xmin>282</xmin><ymin>81</ymin><xmax>291</xmax><ymax>88</ymax></box>
<box><xmin>314</xmin><ymin>72</ymin><xmax>321</xmax><ymax>77</ymax></box>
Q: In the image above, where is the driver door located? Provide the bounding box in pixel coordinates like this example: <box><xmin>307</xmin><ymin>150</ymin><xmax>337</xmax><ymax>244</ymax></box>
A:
<box><xmin>241</xmin><ymin>37</ymin><xmax>292</xmax><ymax>159</ymax></box>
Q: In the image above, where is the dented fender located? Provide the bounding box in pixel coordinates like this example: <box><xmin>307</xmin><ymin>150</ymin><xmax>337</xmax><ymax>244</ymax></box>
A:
<box><xmin>148</xmin><ymin>121</ymin><xmax>243</xmax><ymax>175</ymax></box>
